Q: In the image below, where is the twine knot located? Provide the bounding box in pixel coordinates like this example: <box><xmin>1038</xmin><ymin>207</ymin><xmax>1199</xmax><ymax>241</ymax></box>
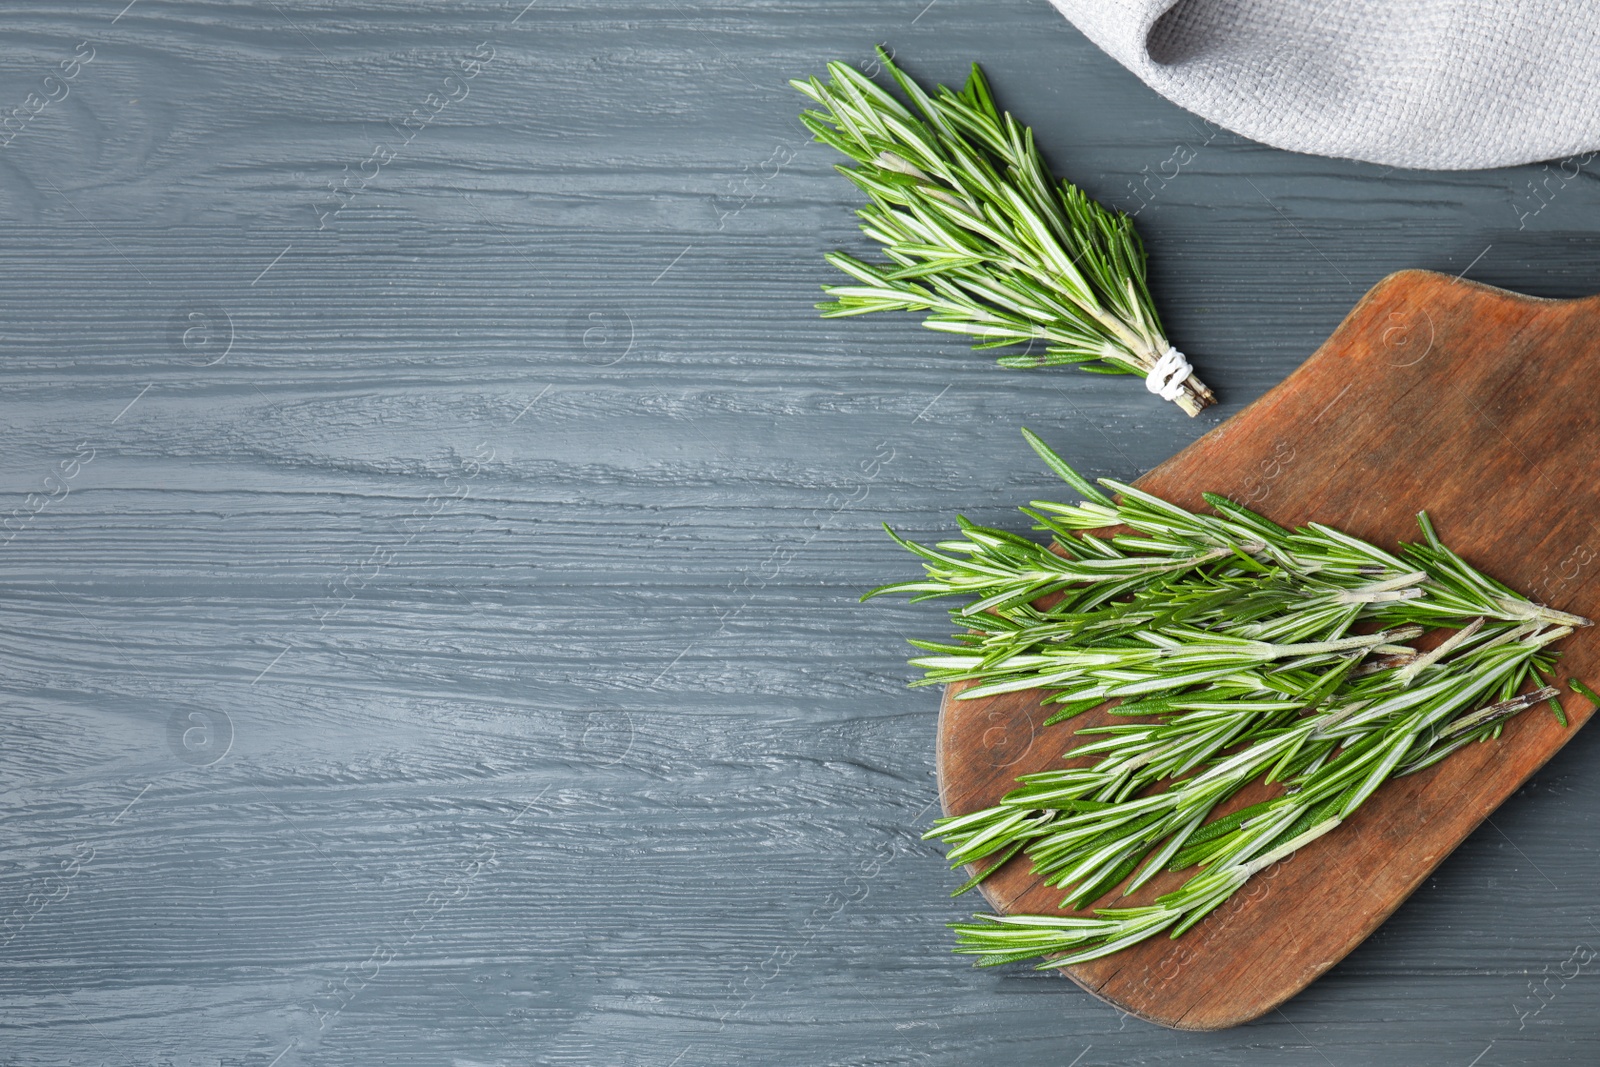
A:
<box><xmin>1145</xmin><ymin>345</ymin><xmax>1191</xmax><ymax>401</ymax></box>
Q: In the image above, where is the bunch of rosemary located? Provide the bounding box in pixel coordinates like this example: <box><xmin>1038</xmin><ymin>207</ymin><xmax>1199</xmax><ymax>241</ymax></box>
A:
<box><xmin>869</xmin><ymin>430</ymin><xmax>1591</xmax><ymax>967</ymax></box>
<box><xmin>793</xmin><ymin>50</ymin><xmax>1216</xmax><ymax>415</ymax></box>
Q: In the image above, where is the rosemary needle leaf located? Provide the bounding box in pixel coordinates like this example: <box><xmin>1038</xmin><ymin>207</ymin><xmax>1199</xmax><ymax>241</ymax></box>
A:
<box><xmin>1022</xmin><ymin>426</ymin><xmax>1114</xmax><ymax>508</ymax></box>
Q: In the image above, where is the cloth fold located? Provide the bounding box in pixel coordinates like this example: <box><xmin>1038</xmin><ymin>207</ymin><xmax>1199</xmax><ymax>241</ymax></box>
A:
<box><xmin>1048</xmin><ymin>0</ymin><xmax>1600</xmax><ymax>169</ymax></box>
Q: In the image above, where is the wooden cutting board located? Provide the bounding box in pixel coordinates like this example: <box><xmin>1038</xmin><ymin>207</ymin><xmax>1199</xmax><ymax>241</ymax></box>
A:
<box><xmin>937</xmin><ymin>269</ymin><xmax>1600</xmax><ymax>1030</ymax></box>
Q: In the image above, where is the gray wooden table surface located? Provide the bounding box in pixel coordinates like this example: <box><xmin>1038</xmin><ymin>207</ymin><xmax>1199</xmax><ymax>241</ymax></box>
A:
<box><xmin>2</xmin><ymin>2</ymin><xmax>1598</xmax><ymax>1064</ymax></box>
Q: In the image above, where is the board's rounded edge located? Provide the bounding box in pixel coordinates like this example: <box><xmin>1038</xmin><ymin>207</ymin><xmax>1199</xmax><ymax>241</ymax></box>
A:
<box><xmin>933</xmin><ymin>677</ymin><xmax>1022</xmax><ymax>919</ymax></box>
<box><xmin>1389</xmin><ymin>266</ymin><xmax>1600</xmax><ymax>307</ymax></box>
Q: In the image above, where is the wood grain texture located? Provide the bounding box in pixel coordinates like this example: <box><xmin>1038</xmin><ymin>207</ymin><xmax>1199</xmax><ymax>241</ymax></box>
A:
<box><xmin>2</xmin><ymin>1</ymin><xmax>1600</xmax><ymax>1065</ymax></box>
<box><xmin>938</xmin><ymin>269</ymin><xmax>1600</xmax><ymax>1029</ymax></box>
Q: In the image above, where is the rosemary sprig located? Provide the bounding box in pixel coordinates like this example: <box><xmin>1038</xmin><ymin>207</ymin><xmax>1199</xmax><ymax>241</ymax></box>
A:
<box><xmin>792</xmin><ymin>51</ymin><xmax>1217</xmax><ymax>415</ymax></box>
<box><xmin>871</xmin><ymin>430</ymin><xmax>1588</xmax><ymax>968</ymax></box>
<box><xmin>954</xmin><ymin>656</ymin><xmax>1567</xmax><ymax>967</ymax></box>
<box><xmin>946</xmin><ymin>624</ymin><xmax>1562</xmax><ymax>908</ymax></box>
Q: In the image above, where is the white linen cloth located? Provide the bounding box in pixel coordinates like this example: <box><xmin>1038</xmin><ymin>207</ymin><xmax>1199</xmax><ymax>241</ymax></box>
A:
<box><xmin>1048</xmin><ymin>0</ymin><xmax>1600</xmax><ymax>169</ymax></box>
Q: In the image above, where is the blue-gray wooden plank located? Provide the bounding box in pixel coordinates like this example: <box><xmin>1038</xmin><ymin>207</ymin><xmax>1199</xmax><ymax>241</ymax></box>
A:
<box><xmin>0</xmin><ymin>1</ymin><xmax>1597</xmax><ymax>1064</ymax></box>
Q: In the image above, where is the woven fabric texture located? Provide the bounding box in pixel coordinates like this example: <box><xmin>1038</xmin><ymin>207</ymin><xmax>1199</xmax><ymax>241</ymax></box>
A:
<box><xmin>1049</xmin><ymin>0</ymin><xmax>1600</xmax><ymax>169</ymax></box>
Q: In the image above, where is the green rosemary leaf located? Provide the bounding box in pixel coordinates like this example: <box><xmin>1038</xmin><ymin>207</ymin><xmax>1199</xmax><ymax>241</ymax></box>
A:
<box><xmin>1570</xmin><ymin>677</ymin><xmax>1600</xmax><ymax>707</ymax></box>
<box><xmin>1203</xmin><ymin>492</ymin><xmax>1293</xmax><ymax>541</ymax></box>
<box><xmin>1168</xmin><ymin>799</ymin><xmax>1279</xmax><ymax>869</ymax></box>
<box><xmin>950</xmin><ymin>839</ymin><xmax>1025</xmax><ymax>897</ymax></box>
<box><xmin>1042</xmin><ymin>698</ymin><xmax>1109</xmax><ymax>726</ymax></box>
<box><xmin>1021</xmin><ymin>427</ymin><xmax>1114</xmax><ymax>507</ymax></box>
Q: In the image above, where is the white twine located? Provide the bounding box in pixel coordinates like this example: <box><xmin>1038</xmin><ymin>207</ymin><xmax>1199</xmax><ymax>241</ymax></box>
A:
<box><xmin>1144</xmin><ymin>344</ymin><xmax>1192</xmax><ymax>402</ymax></box>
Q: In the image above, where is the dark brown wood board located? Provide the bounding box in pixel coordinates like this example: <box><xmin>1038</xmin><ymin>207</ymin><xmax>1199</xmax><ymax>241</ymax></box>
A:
<box><xmin>936</xmin><ymin>269</ymin><xmax>1600</xmax><ymax>1031</ymax></box>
